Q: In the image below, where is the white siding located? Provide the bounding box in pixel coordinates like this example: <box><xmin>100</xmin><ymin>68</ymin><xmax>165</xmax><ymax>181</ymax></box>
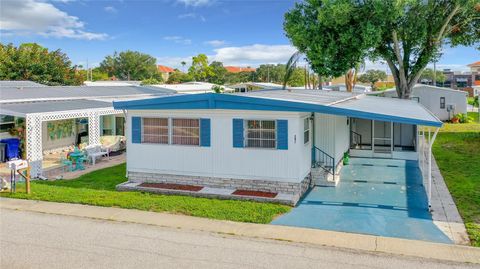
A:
<box><xmin>412</xmin><ymin>86</ymin><xmax>467</xmax><ymax>121</ymax></box>
<box><xmin>314</xmin><ymin>113</ymin><xmax>349</xmax><ymax>164</ymax></box>
<box><xmin>126</xmin><ymin>109</ymin><xmax>311</xmax><ymax>183</ymax></box>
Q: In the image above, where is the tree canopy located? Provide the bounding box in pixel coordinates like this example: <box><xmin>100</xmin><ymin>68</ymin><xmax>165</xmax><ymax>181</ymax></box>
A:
<box><xmin>284</xmin><ymin>0</ymin><xmax>480</xmax><ymax>98</ymax></box>
<box><xmin>99</xmin><ymin>50</ymin><xmax>159</xmax><ymax>81</ymax></box>
<box><xmin>358</xmin><ymin>69</ymin><xmax>388</xmax><ymax>90</ymax></box>
<box><xmin>419</xmin><ymin>68</ymin><xmax>447</xmax><ymax>84</ymax></box>
<box><xmin>0</xmin><ymin>43</ymin><xmax>83</xmax><ymax>86</ymax></box>
<box><xmin>188</xmin><ymin>54</ymin><xmax>214</xmax><ymax>81</ymax></box>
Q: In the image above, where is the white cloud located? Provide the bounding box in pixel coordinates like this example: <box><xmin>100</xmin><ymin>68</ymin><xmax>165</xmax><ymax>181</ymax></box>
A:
<box><xmin>163</xmin><ymin>36</ymin><xmax>192</xmax><ymax>45</ymax></box>
<box><xmin>204</xmin><ymin>40</ymin><xmax>226</xmax><ymax>47</ymax></box>
<box><xmin>178</xmin><ymin>13</ymin><xmax>196</xmax><ymax>19</ymax></box>
<box><xmin>211</xmin><ymin>44</ymin><xmax>297</xmax><ymax>66</ymax></box>
<box><xmin>177</xmin><ymin>12</ymin><xmax>206</xmax><ymax>22</ymax></box>
<box><xmin>176</xmin><ymin>0</ymin><xmax>213</xmax><ymax>7</ymax></box>
<box><xmin>104</xmin><ymin>6</ymin><xmax>118</xmax><ymax>13</ymax></box>
<box><xmin>0</xmin><ymin>0</ymin><xmax>108</xmax><ymax>40</ymax></box>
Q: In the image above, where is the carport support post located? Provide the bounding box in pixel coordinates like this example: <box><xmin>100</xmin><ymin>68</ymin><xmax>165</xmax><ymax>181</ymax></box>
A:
<box><xmin>427</xmin><ymin>128</ymin><xmax>440</xmax><ymax>211</ymax></box>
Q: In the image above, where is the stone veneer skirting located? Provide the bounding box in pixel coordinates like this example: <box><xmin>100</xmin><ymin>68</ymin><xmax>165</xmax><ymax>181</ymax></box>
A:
<box><xmin>128</xmin><ymin>171</ymin><xmax>312</xmax><ymax>198</ymax></box>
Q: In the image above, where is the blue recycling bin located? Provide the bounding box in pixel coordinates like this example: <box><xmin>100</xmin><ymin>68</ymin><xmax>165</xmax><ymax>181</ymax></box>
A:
<box><xmin>0</xmin><ymin>138</ymin><xmax>20</xmax><ymax>160</ymax></box>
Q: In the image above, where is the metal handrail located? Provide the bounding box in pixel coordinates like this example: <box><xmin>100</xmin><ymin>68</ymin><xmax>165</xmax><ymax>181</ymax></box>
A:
<box><xmin>350</xmin><ymin>131</ymin><xmax>362</xmax><ymax>148</ymax></box>
<box><xmin>311</xmin><ymin>146</ymin><xmax>335</xmax><ymax>176</ymax></box>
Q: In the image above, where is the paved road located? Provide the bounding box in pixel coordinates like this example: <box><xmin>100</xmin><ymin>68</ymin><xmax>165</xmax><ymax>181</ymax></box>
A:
<box><xmin>0</xmin><ymin>209</ymin><xmax>475</xmax><ymax>269</ymax></box>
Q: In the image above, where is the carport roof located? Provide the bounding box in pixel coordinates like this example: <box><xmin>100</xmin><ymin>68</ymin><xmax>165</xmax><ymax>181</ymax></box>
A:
<box><xmin>0</xmin><ymin>99</ymin><xmax>114</xmax><ymax>117</ymax></box>
<box><xmin>113</xmin><ymin>90</ymin><xmax>442</xmax><ymax>127</ymax></box>
<box><xmin>0</xmin><ymin>85</ymin><xmax>175</xmax><ymax>103</ymax></box>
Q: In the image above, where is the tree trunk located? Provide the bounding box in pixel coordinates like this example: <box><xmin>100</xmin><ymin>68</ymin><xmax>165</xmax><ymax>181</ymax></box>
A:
<box><xmin>345</xmin><ymin>69</ymin><xmax>354</xmax><ymax>92</ymax></box>
<box><xmin>319</xmin><ymin>75</ymin><xmax>323</xmax><ymax>90</ymax></box>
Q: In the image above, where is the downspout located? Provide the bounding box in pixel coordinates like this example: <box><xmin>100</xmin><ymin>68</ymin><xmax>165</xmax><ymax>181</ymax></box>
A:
<box><xmin>310</xmin><ymin>112</ymin><xmax>315</xmax><ymax>166</ymax></box>
<box><xmin>122</xmin><ymin>109</ymin><xmax>128</xmax><ymax>179</ymax></box>
<box><xmin>427</xmin><ymin>127</ymin><xmax>440</xmax><ymax>211</ymax></box>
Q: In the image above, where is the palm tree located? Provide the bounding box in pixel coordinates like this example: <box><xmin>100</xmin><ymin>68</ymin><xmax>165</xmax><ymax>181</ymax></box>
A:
<box><xmin>282</xmin><ymin>51</ymin><xmax>302</xmax><ymax>91</ymax></box>
<box><xmin>181</xmin><ymin>61</ymin><xmax>186</xmax><ymax>73</ymax></box>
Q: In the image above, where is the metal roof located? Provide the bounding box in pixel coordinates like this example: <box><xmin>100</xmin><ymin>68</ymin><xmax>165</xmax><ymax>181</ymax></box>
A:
<box><xmin>332</xmin><ymin>95</ymin><xmax>441</xmax><ymax>126</ymax></box>
<box><xmin>0</xmin><ymin>85</ymin><xmax>175</xmax><ymax>104</ymax></box>
<box><xmin>0</xmin><ymin>99</ymin><xmax>114</xmax><ymax>117</ymax></box>
<box><xmin>0</xmin><ymin>80</ymin><xmax>46</xmax><ymax>87</ymax></box>
<box><xmin>237</xmin><ymin>89</ymin><xmax>361</xmax><ymax>105</ymax></box>
<box><xmin>114</xmin><ymin>90</ymin><xmax>442</xmax><ymax>127</ymax></box>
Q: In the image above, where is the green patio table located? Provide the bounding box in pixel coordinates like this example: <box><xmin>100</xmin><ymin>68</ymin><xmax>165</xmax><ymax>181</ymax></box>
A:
<box><xmin>69</xmin><ymin>148</ymin><xmax>85</xmax><ymax>171</ymax></box>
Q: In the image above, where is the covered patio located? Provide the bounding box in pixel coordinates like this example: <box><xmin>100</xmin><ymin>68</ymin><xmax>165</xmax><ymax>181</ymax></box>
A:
<box><xmin>0</xmin><ymin>100</ymin><xmax>124</xmax><ymax>178</ymax></box>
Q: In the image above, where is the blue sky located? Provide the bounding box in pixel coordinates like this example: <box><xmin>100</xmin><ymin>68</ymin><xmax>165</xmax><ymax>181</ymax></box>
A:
<box><xmin>1</xmin><ymin>0</ymin><xmax>478</xmax><ymax>71</ymax></box>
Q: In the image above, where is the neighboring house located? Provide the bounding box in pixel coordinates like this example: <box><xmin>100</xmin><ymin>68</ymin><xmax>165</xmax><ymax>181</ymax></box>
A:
<box><xmin>113</xmin><ymin>90</ymin><xmax>441</xmax><ymax>205</ymax></box>
<box><xmin>229</xmin><ymin>82</ymin><xmax>284</xmax><ymax>92</ymax></box>
<box><xmin>157</xmin><ymin>65</ymin><xmax>175</xmax><ymax>81</ymax></box>
<box><xmin>224</xmin><ymin>66</ymin><xmax>256</xmax><ymax>73</ymax></box>
<box><xmin>323</xmin><ymin>84</ymin><xmax>372</xmax><ymax>93</ymax></box>
<box><xmin>151</xmin><ymin>82</ymin><xmax>234</xmax><ymax>94</ymax></box>
<box><xmin>83</xmin><ymin>80</ymin><xmax>142</xmax><ymax>86</ymax></box>
<box><xmin>0</xmin><ymin>81</ymin><xmax>174</xmax><ymax>177</ymax></box>
<box><xmin>371</xmin><ymin>84</ymin><xmax>467</xmax><ymax>121</ymax></box>
<box><xmin>467</xmin><ymin>61</ymin><xmax>480</xmax><ymax>86</ymax></box>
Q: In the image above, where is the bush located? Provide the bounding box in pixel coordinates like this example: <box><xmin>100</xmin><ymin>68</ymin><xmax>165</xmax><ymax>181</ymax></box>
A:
<box><xmin>141</xmin><ymin>78</ymin><xmax>161</xmax><ymax>85</ymax></box>
<box><xmin>211</xmin><ymin>85</ymin><xmax>224</xmax><ymax>93</ymax></box>
<box><xmin>452</xmin><ymin>113</ymin><xmax>472</xmax><ymax>124</ymax></box>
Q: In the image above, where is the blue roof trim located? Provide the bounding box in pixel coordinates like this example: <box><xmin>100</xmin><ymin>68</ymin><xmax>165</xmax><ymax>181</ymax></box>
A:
<box><xmin>113</xmin><ymin>93</ymin><xmax>442</xmax><ymax>127</ymax></box>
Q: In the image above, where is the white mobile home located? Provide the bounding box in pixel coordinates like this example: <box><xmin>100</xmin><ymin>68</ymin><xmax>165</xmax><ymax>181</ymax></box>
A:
<box><xmin>114</xmin><ymin>90</ymin><xmax>442</xmax><ymax>205</ymax></box>
<box><xmin>373</xmin><ymin>84</ymin><xmax>468</xmax><ymax>121</ymax></box>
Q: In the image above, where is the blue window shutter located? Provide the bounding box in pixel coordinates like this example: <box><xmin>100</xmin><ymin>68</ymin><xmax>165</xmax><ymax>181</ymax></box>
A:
<box><xmin>131</xmin><ymin>117</ymin><xmax>141</xmax><ymax>144</ymax></box>
<box><xmin>200</xmin><ymin>118</ymin><xmax>211</xmax><ymax>147</ymax></box>
<box><xmin>232</xmin><ymin>119</ymin><xmax>244</xmax><ymax>148</ymax></box>
<box><xmin>277</xmin><ymin>120</ymin><xmax>288</xmax><ymax>150</ymax></box>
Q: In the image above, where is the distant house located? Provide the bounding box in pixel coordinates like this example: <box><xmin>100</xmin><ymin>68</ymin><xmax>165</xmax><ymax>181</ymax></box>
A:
<box><xmin>323</xmin><ymin>84</ymin><xmax>372</xmax><ymax>93</ymax></box>
<box><xmin>224</xmin><ymin>66</ymin><xmax>256</xmax><ymax>73</ymax></box>
<box><xmin>229</xmin><ymin>82</ymin><xmax>284</xmax><ymax>92</ymax></box>
<box><xmin>150</xmin><ymin>82</ymin><xmax>235</xmax><ymax>94</ymax></box>
<box><xmin>370</xmin><ymin>84</ymin><xmax>467</xmax><ymax>121</ymax></box>
<box><xmin>157</xmin><ymin>65</ymin><xmax>175</xmax><ymax>81</ymax></box>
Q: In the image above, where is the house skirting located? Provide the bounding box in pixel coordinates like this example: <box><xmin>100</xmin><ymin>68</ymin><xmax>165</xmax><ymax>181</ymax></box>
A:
<box><xmin>124</xmin><ymin>171</ymin><xmax>312</xmax><ymax>205</ymax></box>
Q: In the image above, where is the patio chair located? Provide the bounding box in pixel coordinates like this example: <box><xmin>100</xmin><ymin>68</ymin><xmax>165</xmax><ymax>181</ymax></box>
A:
<box><xmin>84</xmin><ymin>144</ymin><xmax>109</xmax><ymax>165</ymax></box>
<box><xmin>60</xmin><ymin>156</ymin><xmax>73</xmax><ymax>173</ymax></box>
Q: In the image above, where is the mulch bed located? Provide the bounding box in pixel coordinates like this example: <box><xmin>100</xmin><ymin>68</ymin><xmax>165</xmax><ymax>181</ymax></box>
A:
<box><xmin>232</xmin><ymin>189</ymin><xmax>278</xmax><ymax>198</ymax></box>
<box><xmin>138</xmin><ymin>182</ymin><xmax>203</xmax><ymax>192</ymax></box>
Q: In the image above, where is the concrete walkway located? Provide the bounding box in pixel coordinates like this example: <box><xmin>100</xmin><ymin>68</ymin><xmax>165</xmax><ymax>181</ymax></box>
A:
<box><xmin>423</xmin><ymin>153</ymin><xmax>470</xmax><ymax>245</ymax></box>
<box><xmin>1</xmin><ymin>198</ymin><xmax>479</xmax><ymax>264</ymax></box>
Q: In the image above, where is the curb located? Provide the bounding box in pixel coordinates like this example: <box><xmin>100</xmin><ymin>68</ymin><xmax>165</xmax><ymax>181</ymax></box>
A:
<box><xmin>1</xmin><ymin>197</ymin><xmax>479</xmax><ymax>264</ymax></box>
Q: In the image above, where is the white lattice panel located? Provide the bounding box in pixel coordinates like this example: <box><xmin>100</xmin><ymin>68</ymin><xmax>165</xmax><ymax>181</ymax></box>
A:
<box><xmin>25</xmin><ymin>108</ymin><xmax>121</xmax><ymax>178</ymax></box>
<box><xmin>88</xmin><ymin>112</ymin><xmax>100</xmax><ymax>145</ymax></box>
<box><xmin>26</xmin><ymin>115</ymin><xmax>43</xmax><ymax>177</ymax></box>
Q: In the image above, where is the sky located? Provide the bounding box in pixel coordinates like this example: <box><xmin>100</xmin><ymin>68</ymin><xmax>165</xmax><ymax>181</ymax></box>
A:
<box><xmin>1</xmin><ymin>0</ymin><xmax>478</xmax><ymax>71</ymax></box>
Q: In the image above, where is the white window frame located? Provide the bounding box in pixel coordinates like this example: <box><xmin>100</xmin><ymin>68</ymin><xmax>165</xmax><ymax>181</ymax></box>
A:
<box><xmin>0</xmin><ymin>115</ymin><xmax>15</xmax><ymax>133</ymax></box>
<box><xmin>303</xmin><ymin>117</ymin><xmax>310</xmax><ymax>144</ymax></box>
<box><xmin>244</xmin><ymin>119</ymin><xmax>277</xmax><ymax>149</ymax></box>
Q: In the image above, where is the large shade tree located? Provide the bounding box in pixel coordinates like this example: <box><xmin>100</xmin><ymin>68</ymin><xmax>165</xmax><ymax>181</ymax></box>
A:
<box><xmin>284</xmin><ymin>0</ymin><xmax>480</xmax><ymax>99</ymax></box>
<box><xmin>0</xmin><ymin>43</ymin><xmax>83</xmax><ymax>85</ymax></box>
<box><xmin>99</xmin><ymin>50</ymin><xmax>159</xmax><ymax>81</ymax></box>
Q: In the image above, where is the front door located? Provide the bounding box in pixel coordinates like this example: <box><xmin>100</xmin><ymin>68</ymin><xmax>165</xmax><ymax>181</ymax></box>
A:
<box><xmin>373</xmin><ymin>120</ymin><xmax>393</xmax><ymax>157</ymax></box>
<box><xmin>115</xmin><ymin>117</ymin><xmax>125</xmax><ymax>136</ymax></box>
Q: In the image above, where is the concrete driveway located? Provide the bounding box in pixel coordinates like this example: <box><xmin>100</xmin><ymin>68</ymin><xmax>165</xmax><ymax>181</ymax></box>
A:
<box><xmin>272</xmin><ymin>158</ymin><xmax>452</xmax><ymax>244</ymax></box>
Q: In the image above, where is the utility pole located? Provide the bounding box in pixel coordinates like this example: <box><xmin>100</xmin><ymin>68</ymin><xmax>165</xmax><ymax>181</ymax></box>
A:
<box><xmin>433</xmin><ymin>61</ymin><xmax>437</xmax><ymax>86</ymax></box>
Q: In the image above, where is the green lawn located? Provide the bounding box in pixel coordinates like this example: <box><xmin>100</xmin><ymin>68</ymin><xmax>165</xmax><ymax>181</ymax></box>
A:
<box><xmin>0</xmin><ymin>163</ymin><xmax>290</xmax><ymax>224</ymax></box>
<box><xmin>433</xmin><ymin>112</ymin><xmax>480</xmax><ymax>246</ymax></box>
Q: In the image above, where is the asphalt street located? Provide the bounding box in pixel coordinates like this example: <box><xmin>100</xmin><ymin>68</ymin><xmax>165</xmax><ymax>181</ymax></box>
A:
<box><xmin>0</xmin><ymin>209</ymin><xmax>476</xmax><ymax>269</ymax></box>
